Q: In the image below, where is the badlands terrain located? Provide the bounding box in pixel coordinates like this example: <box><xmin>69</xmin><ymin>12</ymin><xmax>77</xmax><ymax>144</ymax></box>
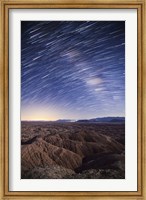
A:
<box><xmin>21</xmin><ymin>121</ymin><xmax>125</xmax><ymax>179</ymax></box>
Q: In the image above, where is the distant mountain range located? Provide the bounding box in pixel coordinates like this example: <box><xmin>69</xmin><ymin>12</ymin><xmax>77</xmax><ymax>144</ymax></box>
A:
<box><xmin>77</xmin><ymin>117</ymin><xmax>125</xmax><ymax>123</ymax></box>
<box><xmin>56</xmin><ymin>119</ymin><xmax>76</xmax><ymax>122</ymax></box>
<box><xmin>55</xmin><ymin>117</ymin><xmax>125</xmax><ymax>123</ymax></box>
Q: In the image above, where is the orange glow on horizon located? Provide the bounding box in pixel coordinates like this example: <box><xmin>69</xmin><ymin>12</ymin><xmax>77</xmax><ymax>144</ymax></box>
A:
<box><xmin>21</xmin><ymin>106</ymin><xmax>59</xmax><ymax>121</ymax></box>
<box><xmin>21</xmin><ymin>113</ymin><xmax>58</xmax><ymax>121</ymax></box>
<box><xmin>21</xmin><ymin>117</ymin><xmax>56</xmax><ymax>121</ymax></box>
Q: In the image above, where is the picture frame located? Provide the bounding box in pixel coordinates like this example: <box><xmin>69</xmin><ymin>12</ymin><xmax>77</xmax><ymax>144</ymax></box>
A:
<box><xmin>0</xmin><ymin>0</ymin><xmax>145</xmax><ymax>199</ymax></box>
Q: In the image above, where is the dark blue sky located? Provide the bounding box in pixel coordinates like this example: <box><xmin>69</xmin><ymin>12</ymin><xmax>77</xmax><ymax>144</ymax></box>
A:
<box><xmin>21</xmin><ymin>21</ymin><xmax>125</xmax><ymax>120</ymax></box>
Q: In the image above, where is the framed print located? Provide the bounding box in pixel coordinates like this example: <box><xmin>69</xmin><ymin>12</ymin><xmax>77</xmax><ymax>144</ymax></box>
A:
<box><xmin>0</xmin><ymin>0</ymin><xmax>146</xmax><ymax>199</ymax></box>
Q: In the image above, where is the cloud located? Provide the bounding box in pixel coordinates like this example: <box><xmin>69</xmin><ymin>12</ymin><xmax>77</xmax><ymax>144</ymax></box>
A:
<box><xmin>86</xmin><ymin>78</ymin><xmax>103</xmax><ymax>86</ymax></box>
<box><xmin>94</xmin><ymin>87</ymin><xmax>104</xmax><ymax>92</ymax></box>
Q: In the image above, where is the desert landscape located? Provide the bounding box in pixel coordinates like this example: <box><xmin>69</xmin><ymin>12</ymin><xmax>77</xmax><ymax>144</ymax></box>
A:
<box><xmin>21</xmin><ymin>21</ymin><xmax>125</xmax><ymax>179</ymax></box>
<box><xmin>21</xmin><ymin>120</ymin><xmax>125</xmax><ymax>179</ymax></box>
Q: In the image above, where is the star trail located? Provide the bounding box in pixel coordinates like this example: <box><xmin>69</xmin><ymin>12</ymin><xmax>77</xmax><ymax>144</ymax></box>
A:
<box><xmin>21</xmin><ymin>21</ymin><xmax>125</xmax><ymax>121</ymax></box>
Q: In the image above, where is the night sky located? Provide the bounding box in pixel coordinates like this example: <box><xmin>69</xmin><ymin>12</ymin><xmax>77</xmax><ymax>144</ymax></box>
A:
<box><xmin>21</xmin><ymin>21</ymin><xmax>125</xmax><ymax>121</ymax></box>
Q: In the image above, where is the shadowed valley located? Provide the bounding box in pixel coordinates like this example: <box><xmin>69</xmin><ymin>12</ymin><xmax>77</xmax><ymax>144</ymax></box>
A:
<box><xmin>21</xmin><ymin>121</ymin><xmax>125</xmax><ymax>179</ymax></box>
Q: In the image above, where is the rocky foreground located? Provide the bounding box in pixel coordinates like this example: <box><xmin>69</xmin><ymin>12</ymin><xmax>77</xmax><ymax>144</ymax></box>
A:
<box><xmin>21</xmin><ymin>122</ymin><xmax>125</xmax><ymax>179</ymax></box>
